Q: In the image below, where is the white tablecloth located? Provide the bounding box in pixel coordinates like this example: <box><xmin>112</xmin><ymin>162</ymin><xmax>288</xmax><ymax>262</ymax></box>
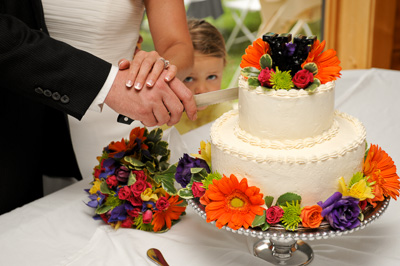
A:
<box><xmin>1</xmin><ymin>68</ymin><xmax>400</xmax><ymax>266</ymax></box>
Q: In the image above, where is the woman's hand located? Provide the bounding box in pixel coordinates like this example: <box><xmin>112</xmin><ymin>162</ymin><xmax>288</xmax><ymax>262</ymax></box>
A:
<box><xmin>119</xmin><ymin>51</ymin><xmax>177</xmax><ymax>90</ymax></box>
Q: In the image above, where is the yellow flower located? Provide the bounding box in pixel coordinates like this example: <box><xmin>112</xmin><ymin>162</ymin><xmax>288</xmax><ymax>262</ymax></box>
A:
<box><xmin>339</xmin><ymin>176</ymin><xmax>374</xmax><ymax>201</ymax></box>
<box><xmin>154</xmin><ymin>188</ymin><xmax>167</xmax><ymax>199</ymax></box>
<box><xmin>191</xmin><ymin>141</ymin><xmax>211</xmax><ymax>166</ymax></box>
<box><xmin>89</xmin><ymin>179</ymin><xmax>102</xmax><ymax>194</ymax></box>
<box><xmin>141</xmin><ymin>188</ymin><xmax>159</xmax><ymax>202</ymax></box>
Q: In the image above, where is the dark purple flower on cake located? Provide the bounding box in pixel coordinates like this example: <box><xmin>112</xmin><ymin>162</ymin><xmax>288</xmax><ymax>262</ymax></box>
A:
<box><xmin>258</xmin><ymin>67</ymin><xmax>275</xmax><ymax>87</ymax></box>
<box><xmin>115</xmin><ymin>165</ymin><xmax>130</xmax><ymax>183</ymax></box>
<box><xmin>175</xmin><ymin>154</ymin><xmax>211</xmax><ymax>188</ymax></box>
<box><xmin>292</xmin><ymin>69</ymin><xmax>314</xmax><ymax>89</ymax></box>
<box><xmin>318</xmin><ymin>192</ymin><xmax>361</xmax><ymax>230</ymax></box>
<box><xmin>285</xmin><ymin>42</ymin><xmax>296</xmax><ymax>56</ymax></box>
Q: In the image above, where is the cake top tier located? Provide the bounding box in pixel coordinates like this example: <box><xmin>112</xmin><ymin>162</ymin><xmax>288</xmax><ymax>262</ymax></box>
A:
<box><xmin>240</xmin><ymin>32</ymin><xmax>342</xmax><ymax>91</ymax></box>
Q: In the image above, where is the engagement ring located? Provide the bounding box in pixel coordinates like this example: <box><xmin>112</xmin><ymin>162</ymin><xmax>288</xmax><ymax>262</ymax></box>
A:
<box><xmin>158</xmin><ymin>57</ymin><xmax>170</xmax><ymax>69</ymax></box>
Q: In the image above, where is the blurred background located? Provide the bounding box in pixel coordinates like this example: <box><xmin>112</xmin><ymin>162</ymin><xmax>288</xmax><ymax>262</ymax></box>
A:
<box><xmin>140</xmin><ymin>0</ymin><xmax>400</xmax><ymax>90</ymax></box>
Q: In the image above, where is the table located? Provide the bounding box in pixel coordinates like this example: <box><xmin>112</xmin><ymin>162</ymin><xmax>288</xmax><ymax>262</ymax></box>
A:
<box><xmin>1</xmin><ymin>68</ymin><xmax>400</xmax><ymax>266</ymax></box>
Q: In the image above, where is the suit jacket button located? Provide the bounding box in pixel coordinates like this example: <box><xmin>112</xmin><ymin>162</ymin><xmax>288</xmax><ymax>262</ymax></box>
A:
<box><xmin>52</xmin><ymin>92</ymin><xmax>61</xmax><ymax>101</ymax></box>
<box><xmin>44</xmin><ymin>89</ymin><xmax>52</xmax><ymax>97</ymax></box>
<box><xmin>60</xmin><ymin>95</ymin><xmax>70</xmax><ymax>104</ymax></box>
<box><xmin>34</xmin><ymin>87</ymin><xmax>43</xmax><ymax>94</ymax></box>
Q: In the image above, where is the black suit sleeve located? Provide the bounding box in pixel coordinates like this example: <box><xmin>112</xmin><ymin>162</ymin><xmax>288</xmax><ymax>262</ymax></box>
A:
<box><xmin>0</xmin><ymin>14</ymin><xmax>112</xmax><ymax>120</ymax></box>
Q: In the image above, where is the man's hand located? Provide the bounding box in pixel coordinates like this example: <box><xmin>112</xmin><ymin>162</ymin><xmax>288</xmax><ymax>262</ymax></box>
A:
<box><xmin>105</xmin><ymin>67</ymin><xmax>197</xmax><ymax>127</ymax></box>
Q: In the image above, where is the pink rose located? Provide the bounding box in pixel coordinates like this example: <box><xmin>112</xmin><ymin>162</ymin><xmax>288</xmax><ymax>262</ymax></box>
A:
<box><xmin>266</xmin><ymin>206</ymin><xmax>284</xmax><ymax>224</ymax></box>
<box><xmin>143</xmin><ymin>210</ymin><xmax>153</xmax><ymax>224</ymax></box>
<box><xmin>132</xmin><ymin>170</ymin><xmax>146</xmax><ymax>181</ymax></box>
<box><xmin>156</xmin><ymin>196</ymin><xmax>170</xmax><ymax>211</ymax></box>
<box><xmin>292</xmin><ymin>69</ymin><xmax>314</xmax><ymax>89</ymax></box>
<box><xmin>106</xmin><ymin>175</ymin><xmax>118</xmax><ymax>188</ymax></box>
<box><xmin>127</xmin><ymin>195</ymin><xmax>143</xmax><ymax>207</ymax></box>
<box><xmin>131</xmin><ymin>179</ymin><xmax>150</xmax><ymax>197</ymax></box>
<box><xmin>118</xmin><ymin>186</ymin><xmax>131</xmax><ymax>200</ymax></box>
<box><xmin>258</xmin><ymin>67</ymin><xmax>275</xmax><ymax>87</ymax></box>
<box><xmin>192</xmin><ymin>182</ymin><xmax>206</xmax><ymax>198</ymax></box>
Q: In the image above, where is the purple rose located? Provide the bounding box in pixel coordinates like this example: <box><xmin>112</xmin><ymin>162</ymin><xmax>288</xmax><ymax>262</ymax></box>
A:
<box><xmin>318</xmin><ymin>192</ymin><xmax>361</xmax><ymax>230</ymax></box>
<box><xmin>175</xmin><ymin>154</ymin><xmax>210</xmax><ymax>188</ymax></box>
<box><xmin>115</xmin><ymin>165</ymin><xmax>130</xmax><ymax>182</ymax></box>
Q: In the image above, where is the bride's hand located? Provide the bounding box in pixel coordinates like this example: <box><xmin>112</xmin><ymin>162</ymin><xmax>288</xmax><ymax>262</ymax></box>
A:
<box><xmin>118</xmin><ymin>50</ymin><xmax>177</xmax><ymax>90</ymax></box>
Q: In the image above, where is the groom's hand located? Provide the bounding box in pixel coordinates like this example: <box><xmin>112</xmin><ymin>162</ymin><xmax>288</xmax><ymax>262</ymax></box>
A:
<box><xmin>105</xmin><ymin>67</ymin><xmax>197</xmax><ymax>127</ymax></box>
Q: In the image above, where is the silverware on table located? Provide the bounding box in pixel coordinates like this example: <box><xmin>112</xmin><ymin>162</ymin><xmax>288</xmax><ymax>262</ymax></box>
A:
<box><xmin>147</xmin><ymin>248</ymin><xmax>169</xmax><ymax>266</ymax></box>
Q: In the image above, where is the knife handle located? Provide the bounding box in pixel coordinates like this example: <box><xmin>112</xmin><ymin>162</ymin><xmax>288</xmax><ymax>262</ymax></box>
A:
<box><xmin>117</xmin><ymin>114</ymin><xmax>134</xmax><ymax>125</ymax></box>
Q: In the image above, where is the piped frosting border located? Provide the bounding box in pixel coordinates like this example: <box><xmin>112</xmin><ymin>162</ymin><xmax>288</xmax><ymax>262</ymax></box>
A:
<box><xmin>211</xmin><ymin>110</ymin><xmax>367</xmax><ymax>164</ymax></box>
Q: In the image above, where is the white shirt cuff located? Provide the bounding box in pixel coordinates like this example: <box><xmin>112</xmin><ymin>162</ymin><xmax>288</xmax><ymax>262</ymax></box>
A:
<box><xmin>88</xmin><ymin>65</ymin><xmax>119</xmax><ymax>112</ymax></box>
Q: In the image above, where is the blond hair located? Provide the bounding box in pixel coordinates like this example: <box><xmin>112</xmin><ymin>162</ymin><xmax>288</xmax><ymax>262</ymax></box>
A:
<box><xmin>187</xmin><ymin>19</ymin><xmax>227</xmax><ymax>66</ymax></box>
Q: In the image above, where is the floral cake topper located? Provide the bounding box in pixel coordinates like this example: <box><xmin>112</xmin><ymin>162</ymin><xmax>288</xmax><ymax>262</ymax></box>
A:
<box><xmin>240</xmin><ymin>32</ymin><xmax>341</xmax><ymax>91</ymax></box>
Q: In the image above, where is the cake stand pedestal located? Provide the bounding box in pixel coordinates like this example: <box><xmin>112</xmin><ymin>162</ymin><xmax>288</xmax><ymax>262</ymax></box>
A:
<box><xmin>187</xmin><ymin>198</ymin><xmax>390</xmax><ymax>266</ymax></box>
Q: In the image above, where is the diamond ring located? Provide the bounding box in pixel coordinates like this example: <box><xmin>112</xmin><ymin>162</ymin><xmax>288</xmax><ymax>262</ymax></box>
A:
<box><xmin>158</xmin><ymin>58</ymin><xmax>170</xmax><ymax>69</ymax></box>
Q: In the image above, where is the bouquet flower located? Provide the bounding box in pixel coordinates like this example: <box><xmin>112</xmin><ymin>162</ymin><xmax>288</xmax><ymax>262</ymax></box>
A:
<box><xmin>86</xmin><ymin>127</ymin><xmax>186</xmax><ymax>232</ymax></box>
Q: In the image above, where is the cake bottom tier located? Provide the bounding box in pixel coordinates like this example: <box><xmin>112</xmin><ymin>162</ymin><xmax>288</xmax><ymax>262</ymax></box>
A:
<box><xmin>210</xmin><ymin>110</ymin><xmax>367</xmax><ymax>206</ymax></box>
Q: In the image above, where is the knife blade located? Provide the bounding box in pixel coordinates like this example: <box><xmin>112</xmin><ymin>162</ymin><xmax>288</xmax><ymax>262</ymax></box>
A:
<box><xmin>117</xmin><ymin>87</ymin><xmax>239</xmax><ymax>124</ymax></box>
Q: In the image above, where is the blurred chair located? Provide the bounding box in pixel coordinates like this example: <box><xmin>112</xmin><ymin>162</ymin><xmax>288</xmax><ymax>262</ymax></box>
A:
<box><xmin>224</xmin><ymin>0</ymin><xmax>261</xmax><ymax>52</ymax></box>
<box><xmin>185</xmin><ymin>0</ymin><xmax>224</xmax><ymax>19</ymax></box>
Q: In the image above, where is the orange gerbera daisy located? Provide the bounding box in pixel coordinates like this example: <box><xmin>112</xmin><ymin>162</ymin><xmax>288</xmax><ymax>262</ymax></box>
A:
<box><xmin>301</xmin><ymin>40</ymin><xmax>341</xmax><ymax>84</ymax></box>
<box><xmin>364</xmin><ymin>144</ymin><xmax>400</xmax><ymax>207</ymax></box>
<box><xmin>204</xmin><ymin>174</ymin><xmax>265</xmax><ymax>230</ymax></box>
<box><xmin>128</xmin><ymin>127</ymin><xmax>148</xmax><ymax>150</ymax></box>
<box><xmin>107</xmin><ymin>138</ymin><xmax>129</xmax><ymax>158</ymax></box>
<box><xmin>152</xmin><ymin>194</ymin><xmax>186</xmax><ymax>232</ymax></box>
<box><xmin>240</xmin><ymin>38</ymin><xmax>270</xmax><ymax>70</ymax></box>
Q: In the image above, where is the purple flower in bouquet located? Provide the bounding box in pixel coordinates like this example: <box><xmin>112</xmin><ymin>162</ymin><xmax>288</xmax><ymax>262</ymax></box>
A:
<box><xmin>99</xmin><ymin>158</ymin><xmax>116</xmax><ymax>179</ymax></box>
<box><xmin>86</xmin><ymin>192</ymin><xmax>105</xmax><ymax>208</ymax></box>
<box><xmin>175</xmin><ymin>154</ymin><xmax>210</xmax><ymax>188</ymax></box>
<box><xmin>108</xmin><ymin>203</ymin><xmax>134</xmax><ymax>223</ymax></box>
<box><xmin>318</xmin><ymin>192</ymin><xmax>361</xmax><ymax>230</ymax></box>
<box><xmin>115</xmin><ymin>165</ymin><xmax>130</xmax><ymax>183</ymax></box>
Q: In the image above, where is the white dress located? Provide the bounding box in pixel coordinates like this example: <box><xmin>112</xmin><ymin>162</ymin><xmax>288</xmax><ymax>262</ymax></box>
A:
<box><xmin>42</xmin><ymin>0</ymin><xmax>147</xmax><ymax>179</ymax></box>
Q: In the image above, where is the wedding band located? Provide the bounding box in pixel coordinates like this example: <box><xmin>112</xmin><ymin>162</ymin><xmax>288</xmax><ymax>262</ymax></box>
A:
<box><xmin>158</xmin><ymin>58</ymin><xmax>170</xmax><ymax>69</ymax></box>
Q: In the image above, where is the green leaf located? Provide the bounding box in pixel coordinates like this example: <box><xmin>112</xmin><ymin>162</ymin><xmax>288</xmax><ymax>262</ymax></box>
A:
<box><xmin>261</xmin><ymin>222</ymin><xmax>271</xmax><ymax>231</ymax></box>
<box><xmin>252</xmin><ymin>210</ymin><xmax>266</xmax><ymax>227</ymax></box>
<box><xmin>276</xmin><ymin>192</ymin><xmax>302</xmax><ymax>206</ymax></box>
<box><xmin>349</xmin><ymin>172</ymin><xmax>365</xmax><ymax>187</ymax></box>
<box><xmin>127</xmin><ymin>172</ymin><xmax>137</xmax><ymax>186</ymax></box>
<box><xmin>100</xmin><ymin>181</ymin><xmax>112</xmax><ymax>195</ymax></box>
<box><xmin>95</xmin><ymin>204</ymin><xmax>113</xmax><ymax>214</ymax></box>
<box><xmin>248</xmin><ymin>77</ymin><xmax>261</xmax><ymax>87</ymax></box>
<box><xmin>264</xmin><ymin>196</ymin><xmax>274</xmax><ymax>208</ymax></box>
<box><xmin>160</xmin><ymin>175</ymin><xmax>177</xmax><ymax>195</ymax></box>
<box><xmin>241</xmin><ymin>67</ymin><xmax>260</xmax><ymax>78</ymax></box>
<box><xmin>259</xmin><ymin>54</ymin><xmax>273</xmax><ymax>69</ymax></box>
<box><xmin>153</xmin><ymin>141</ymin><xmax>169</xmax><ymax>157</ymax></box>
<box><xmin>146</xmin><ymin>128</ymin><xmax>162</xmax><ymax>143</ymax></box>
<box><xmin>177</xmin><ymin>188</ymin><xmax>194</xmax><ymax>199</ymax></box>
<box><xmin>191</xmin><ymin>167</ymin><xmax>205</xmax><ymax>174</ymax></box>
<box><xmin>305</xmin><ymin>78</ymin><xmax>321</xmax><ymax>93</ymax></box>
<box><xmin>145</xmin><ymin>161</ymin><xmax>156</xmax><ymax>175</ymax></box>
<box><xmin>124</xmin><ymin>156</ymin><xmax>145</xmax><ymax>167</ymax></box>
<box><xmin>303</xmin><ymin>62</ymin><xmax>318</xmax><ymax>75</ymax></box>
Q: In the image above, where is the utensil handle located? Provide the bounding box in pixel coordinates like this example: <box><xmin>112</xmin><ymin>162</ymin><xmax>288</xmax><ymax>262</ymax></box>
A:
<box><xmin>117</xmin><ymin>114</ymin><xmax>134</xmax><ymax>124</ymax></box>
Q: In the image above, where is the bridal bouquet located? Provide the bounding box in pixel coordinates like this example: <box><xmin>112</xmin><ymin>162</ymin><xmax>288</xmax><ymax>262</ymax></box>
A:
<box><xmin>86</xmin><ymin>127</ymin><xmax>186</xmax><ymax>232</ymax></box>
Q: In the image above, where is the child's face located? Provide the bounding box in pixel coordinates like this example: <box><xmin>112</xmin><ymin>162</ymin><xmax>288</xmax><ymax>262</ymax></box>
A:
<box><xmin>183</xmin><ymin>52</ymin><xmax>224</xmax><ymax>96</ymax></box>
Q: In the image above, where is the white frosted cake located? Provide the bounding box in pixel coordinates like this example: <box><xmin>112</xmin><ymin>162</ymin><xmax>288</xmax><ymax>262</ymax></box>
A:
<box><xmin>211</xmin><ymin>77</ymin><xmax>366</xmax><ymax>206</ymax></box>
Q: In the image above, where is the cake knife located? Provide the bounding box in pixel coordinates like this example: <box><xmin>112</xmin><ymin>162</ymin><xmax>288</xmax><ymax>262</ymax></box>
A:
<box><xmin>117</xmin><ymin>87</ymin><xmax>239</xmax><ymax>124</ymax></box>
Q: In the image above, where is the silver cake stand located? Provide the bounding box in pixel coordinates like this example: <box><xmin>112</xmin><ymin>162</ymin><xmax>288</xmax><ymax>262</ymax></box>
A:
<box><xmin>188</xmin><ymin>198</ymin><xmax>390</xmax><ymax>266</ymax></box>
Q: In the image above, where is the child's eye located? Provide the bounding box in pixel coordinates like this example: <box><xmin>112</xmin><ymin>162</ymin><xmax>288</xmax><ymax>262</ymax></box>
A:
<box><xmin>207</xmin><ymin>75</ymin><xmax>217</xmax><ymax>80</ymax></box>
<box><xmin>184</xmin><ymin>77</ymin><xmax>194</xmax><ymax>82</ymax></box>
